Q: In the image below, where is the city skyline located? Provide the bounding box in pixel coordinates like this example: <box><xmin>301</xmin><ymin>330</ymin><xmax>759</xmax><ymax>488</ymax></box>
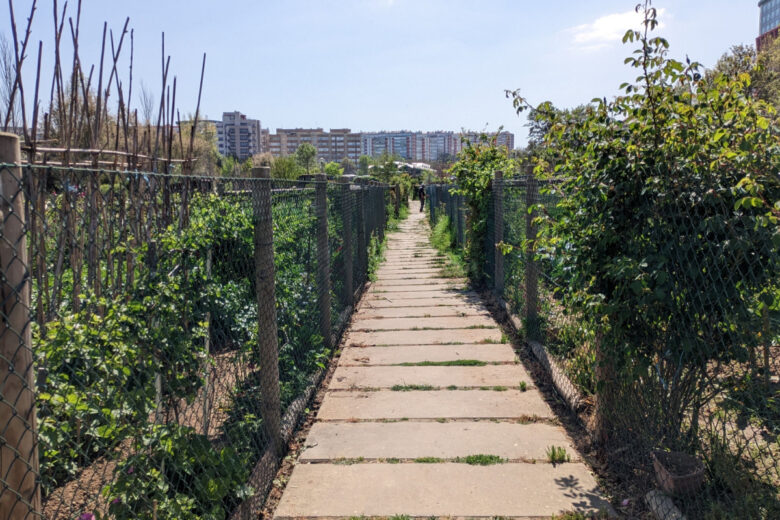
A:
<box><xmin>212</xmin><ymin>110</ymin><xmax>515</xmax><ymax>162</ymax></box>
<box><xmin>4</xmin><ymin>1</ymin><xmax>758</xmax><ymax>146</ymax></box>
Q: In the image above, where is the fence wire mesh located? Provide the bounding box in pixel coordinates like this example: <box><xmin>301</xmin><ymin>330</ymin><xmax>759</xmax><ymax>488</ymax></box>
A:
<box><xmin>0</xmin><ymin>162</ymin><xmax>389</xmax><ymax>520</ymax></box>
<box><xmin>500</xmin><ymin>174</ymin><xmax>779</xmax><ymax>519</ymax></box>
<box><xmin>425</xmin><ymin>184</ymin><xmax>467</xmax><ymax>249</ymax></box>
<box><xmin>428</xmin><ymin>170</ymin><xmax>778</xmax><ymax>519</ymax></box>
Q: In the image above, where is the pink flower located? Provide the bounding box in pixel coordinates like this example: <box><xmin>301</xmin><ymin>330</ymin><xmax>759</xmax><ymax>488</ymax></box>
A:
<box><xmin>111</xmin><ymin>498</ymin><xmax>121</xmax><ymax>505</ymax></box>
<box><xmin>79</xmin><ymin>514</ymin><xmax>95</xmax><ymax>520</ymax></box>
<box><xmin>127</xmin><ymin>466</ymin><xmax>134</xmax><ymax>475</ymax></box>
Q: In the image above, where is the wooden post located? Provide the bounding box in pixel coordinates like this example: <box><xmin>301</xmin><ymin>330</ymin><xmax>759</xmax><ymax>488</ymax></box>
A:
<box><xmin>367</xmin><ymin>182</ymin><xmax>375</xmax><ymax>240</ymax></box>
<box><xmin>356</xmin><ymin>179</ymin><xmax>367</xmax><ymax>280</ymax></box>
<box><xmin>393</xmin><ymin>184</ymin><xmax>400</xmax><ymax>219</ymax></box>
<box><xmin>494</xmin><ymin>171</ymin><xmax>504</xmax><ymax>296</ymax></box>
<box><xmin>339</xmin><ymin>178</ymin><xmax>353</xmax><ymax>308</ymax></box>
<box><xmin>202</xmin><ymin>178</ymin><xmax>218</xmax><ymax>436</ymax></box>
<box><xmin>448</xmin><ymin>188</ymin><xmax>455</xmax><ymax>231</ymax></box>
<box><xmin>429</xmin><ymin>186</ymin><xmax>436</xmax><ymax>223</ymax></box>
<box><xmin>314</xmin><ymin>174</ymin><xmax>331</xmax><ymax>350</ymax></box>
<box><xmin>457</xmin><ymin>193</ymin><xmax>465</xmax><ymax>247</ymax></box>
<box><xmin>252</xmin><ymin>166</ymin><xmax>282</xmax><ymax>454</ymax></box>
<box><xmin>202</xmin><ymin>244</ymin><xmax>213</xmax><ymax>436</ymax></box>
<box><xmin>764</xmin><ymin>306</ymin><xmax>771</xmax><ymax>389</ymax></box>
<box><xmin>377</xmin><ymin>183</ymin><xmax>385</xmax><ymax>243</ymax></box>
<box><xmin>0</xmin><ymin>132</ymin><xmax>42</xmax><ymax>519</ymax></box>
<box><xmin>525</xmin><ymin>176</ymin><xmax>539</xmax><ymax>340</ymax></box>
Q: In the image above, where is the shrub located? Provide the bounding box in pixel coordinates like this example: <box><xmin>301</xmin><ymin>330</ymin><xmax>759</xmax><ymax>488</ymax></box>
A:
<box><xmin>509</xmin><ymin>1</ymin><xmax>779</xmax><ymax>450</ymax></box>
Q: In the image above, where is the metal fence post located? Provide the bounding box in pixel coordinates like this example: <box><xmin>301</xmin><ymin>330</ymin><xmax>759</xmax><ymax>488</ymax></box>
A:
<box><xmin>339</xmin><ymin>178</ymin><xmax>353</xmax><ymax>308</ymax></box>
<box><xmin>251</xmin><ymin>166</ymin><xmax>282</xmax><ymax>455</ymax></box>
<box><xmin>315</xmin><ymin>174</ymin><xmax>331</xmax><ymax>349</ymax></box>
<box><xmin>356</xmin><ymin>179</ymin><xmax>367</xmax><ymax>282</ymax></box>
<box><xmin>494</xmin><ymin>171</ymin><xmax>504</xmax><ymax>296</ymax></box>
<box><xmin>525</xmin><ymin>176</ymin><xmax>539</xmax><ymax>340</ymax></box>
<box><xmin>0</xmin><ymin>132</ymin><xmax>42</xmax><ymax>519</ymax></box>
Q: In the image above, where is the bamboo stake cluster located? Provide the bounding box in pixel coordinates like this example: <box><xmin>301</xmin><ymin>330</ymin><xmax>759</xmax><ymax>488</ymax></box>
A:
<box><xmin>3</xmin><ymin>0</ymin><xmax>207</xmax><ymax>173</ymax></box>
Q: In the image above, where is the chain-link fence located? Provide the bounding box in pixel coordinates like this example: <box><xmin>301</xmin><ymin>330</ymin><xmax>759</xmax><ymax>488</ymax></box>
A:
<box><xmin>426</xmin><ymin>184</ymin><xmax>466</xmax><ymax>249</ymax></box>
<box><xmin>428</xmin><ymin>171</ymin><xmax>779</xmax><ymax>519</ymax></box>
<box><xmin>0</xmin><ymin>140</ymin><xmax>391</xmax><ymax>520</ymax></box>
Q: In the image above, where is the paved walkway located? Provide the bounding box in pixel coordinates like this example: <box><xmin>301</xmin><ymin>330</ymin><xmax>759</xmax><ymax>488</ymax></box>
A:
<box><xmin>275</xmin><ymin>210</ymin><xmax>612</xmax><ymax>518</ymax></box>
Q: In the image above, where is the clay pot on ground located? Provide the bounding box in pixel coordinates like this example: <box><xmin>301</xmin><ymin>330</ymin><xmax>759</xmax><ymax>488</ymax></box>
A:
<box><xmin>652</xmin><ymin>449</ymin><xmax>705</xmax><ymax>496</ymax></box>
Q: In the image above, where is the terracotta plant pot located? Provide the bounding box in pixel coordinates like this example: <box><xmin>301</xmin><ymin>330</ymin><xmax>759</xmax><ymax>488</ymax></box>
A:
<box><xmin>652</xmin><ymin>450</ymin><xmax>705</xmax><ymax>496</ymax></box>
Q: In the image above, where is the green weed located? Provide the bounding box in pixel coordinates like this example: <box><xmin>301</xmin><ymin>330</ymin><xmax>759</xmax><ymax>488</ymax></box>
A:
<box><xmin>391</xmin><ymin>384</ymin><xmax>436</xmax><ymax>391</ymax></box>
<box><xmin>455</xmin><ymin>454</ymin><xmax>505</xmax><ymax>465</ymax></box>
<box><xmin>398</xmin><ymin>360</ymin><xmax>487</xmax><ymax>367</ymax></box>
<box><xmin>414</xmin><ymin>457</ymin><xmax>444</xmax><ymax>463</ymax></box>
<box><xmin>546</xmin><ymin>445</ymin><xmax>571</xmax><ymax>464</ymax></box>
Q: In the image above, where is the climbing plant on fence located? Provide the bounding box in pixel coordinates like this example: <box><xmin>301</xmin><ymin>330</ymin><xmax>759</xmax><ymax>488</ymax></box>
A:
<box><xmin>448</xmin><ymin>133</ymin><xmax>514</xmax><ymax>284</ymax></box>
<box><xmin>0</xmin><ymin>159</ymin><xmax>390</xmax><ymax>520</ymax></box>
<box><xmin>506</xmin><ymin>2</ymin><xmax>779</xmax><ymax>517</ymax></box>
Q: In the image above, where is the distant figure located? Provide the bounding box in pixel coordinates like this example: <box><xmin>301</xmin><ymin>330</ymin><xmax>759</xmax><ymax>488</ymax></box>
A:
<box><xmin>418</xmin><ymin>184</ymin><xmax>426</xmax><ymax>212</ymax></box>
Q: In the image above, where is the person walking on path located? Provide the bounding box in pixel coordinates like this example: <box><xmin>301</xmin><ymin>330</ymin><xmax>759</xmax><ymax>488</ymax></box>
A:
<box><xmin>418</xmin><ymin>184</ymin><xmax>426</xmax><ymax>212</ymax></box>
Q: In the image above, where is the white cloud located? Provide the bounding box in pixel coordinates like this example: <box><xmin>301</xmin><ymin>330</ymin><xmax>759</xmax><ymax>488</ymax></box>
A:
<box><xmin>568</xmin><ymin>8</ymin><xmax>667</xmax><ymax>52</ymax></box>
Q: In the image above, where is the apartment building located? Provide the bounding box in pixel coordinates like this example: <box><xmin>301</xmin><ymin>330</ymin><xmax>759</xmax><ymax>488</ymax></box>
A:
<box><xmin>758</xmin><ymin>0</ymin><xmax>780</xmax><ymax>50</ymax></box>
<box><xmin>261</xmin><ymin>126</ymin><xmax>515</xmax><ymax>163</ymax></box>
<box><xmin>360</xmin><ymin>132</ymin><xmax>416</xmax><ymax>160</ymax></box>
<box><xmin>360</xmin><ymin>130</ymin><xmax>514</xmax><ymax>161</ymax></box>
<box><xmin>459</xmin><ymin>131</ymin><xmax>515</xmax><ymax>153</ymax></box>
<box><xmin>215</xmin><ymin>111</ymin><xmax>263</xmax><ymax>160</ymax></box>
<box><xmin>268</xmin><ymin>128</ymin><xmax>362</xmax><ymax>162</ymax></box>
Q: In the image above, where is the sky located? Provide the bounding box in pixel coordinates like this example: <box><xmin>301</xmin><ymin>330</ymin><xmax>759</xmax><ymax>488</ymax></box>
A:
<box><xmin>5</xmin><ymin>1</ymin><xmax>761</xmax><ymax>145</ymax></box>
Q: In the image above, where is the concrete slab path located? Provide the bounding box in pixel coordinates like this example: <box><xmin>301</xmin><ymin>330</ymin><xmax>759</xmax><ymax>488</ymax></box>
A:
<box><xmin>274</xmin><ymin>209</ymin><xmax>613</xmax><ymax>519</ymax></box>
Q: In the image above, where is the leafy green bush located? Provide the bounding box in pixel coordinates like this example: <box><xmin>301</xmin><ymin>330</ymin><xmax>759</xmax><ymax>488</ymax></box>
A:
<box><xmin>105</xmin><ymin>424</ymin><xmax>252</xmax><ymax>520</ymax></box>
<box><xmin>35</xmin><ymin>179</ymin><xmax>391</xmax><ymax>517</ymax></box>
<box><xmin>36</xmin><ymin>299</ymin><xmax>154</xmax><ymax>493</ymax></box>
<box><xmin>448</xmin><ymin>134</ymin><xmax>514</xmax><ymax>283</ymax></box>
<box><xmin>509</xmin><ymin>0</ymin><xmax>779</xmax><ymax>452</ymax></box>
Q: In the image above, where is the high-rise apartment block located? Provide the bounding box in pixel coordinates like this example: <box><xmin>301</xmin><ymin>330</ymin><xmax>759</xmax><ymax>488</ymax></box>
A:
<box><xmin>758</xmin><ymin>0</ymin><xmax>780</xmax><ymax>50</ymax></box>
<box><xmin>359</xmin><ymin>130</ymin><xmax>514</xmax><ymax>162</ymax></box>
<box><xmin>460</xmin><ymin>131</ymin><xmax>515</xmax><ymax>153</ymax></box>
<box><xmin>229</xmin><ymin>120</ymin><xmax>516</xmax><ymax>163</ymax></box>
<box><xmin>268</xmin><ymin>128</ymin><xmax>362</xmax><ymax>163</ymax></box>
<box><xmin>215</xmin><ymin>111</ymin><xmax>263</xmax><ymax>161</ymax></box>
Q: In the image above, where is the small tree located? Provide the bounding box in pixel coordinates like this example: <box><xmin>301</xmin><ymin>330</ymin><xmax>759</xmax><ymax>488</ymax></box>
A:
<box><xmin>358</xmin><ymin>155</ymin><xmax>371</xmax><ymax>176</ymax></box>
<box><xmin>340</xmin><ymin>156</ymin><xmax>356</xmax><ymax>175</ymax></box>
<box><xmin>295</xmin><ymin>143</ymin><xmax>317</xmax><ymax>174</ymax></box>
<box><xmin>271</xmin><ymin>156</ymin><xmax>303</xmax><ymax>179</ymax></box>
<box><xmin>373</xmin><ymin>153</ymin><xmax>398</xmax><ymax>183</ymax></box>
<box><xmin>323</xmin><ymin>161</ymin><xmax>344</xmax><ymax>178</ymax></box>
<box><xmin>448</xmin><ymin>133</ymin><xmax>514</xmax><ymax>282</ymax></box>
<box><xmin>252</xmin><ymin>152</ymin><xmax>274</xmax><ymax>168</ymax></box>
